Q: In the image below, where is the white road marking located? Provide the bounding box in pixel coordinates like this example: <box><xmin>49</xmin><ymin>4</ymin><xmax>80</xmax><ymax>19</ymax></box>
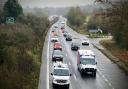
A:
<box><xmin>97</xmin><ymin>68</ymin><xmax>114</xmax><ymax>89</ymax></box>
<box><xmin>74</xmin><ymin>74</ymin><xmax>77</xmax><ymax>80</ymax></box>
<box><xmin>108</xmin><ymin>83</ymin><xmax>112</xmax><ymax>86</ymax></box>
<box><xmin>46</xmin><ymin>31</ymin><xmax>50</xmax><ymax>89</ymax></box>
<box><xmin>70</xmin><ymin>82</ymin><xmax>73</xmax><ymax>89</ymax></box>
<box><xmin>69</xmin><ymin>62</ymin><xmax>71</xmax><ymax>65</ymax></box>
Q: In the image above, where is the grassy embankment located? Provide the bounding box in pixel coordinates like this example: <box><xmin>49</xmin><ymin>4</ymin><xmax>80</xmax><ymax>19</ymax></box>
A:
<box><xmin>100</xmin><ymin>39</ymin><xmax>128</xmax><ymax>68</ymax></box>
<box><xmin>0</xmin><ymin>14</ymin><xmax>50</xmax><ymax>89</ymax></box>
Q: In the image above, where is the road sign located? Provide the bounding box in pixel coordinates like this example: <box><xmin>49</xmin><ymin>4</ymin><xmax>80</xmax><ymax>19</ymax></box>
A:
<box><xmin>6</xmin><ymin>17</ymin><xmax>15</xmax><ymax>24</ymax></box>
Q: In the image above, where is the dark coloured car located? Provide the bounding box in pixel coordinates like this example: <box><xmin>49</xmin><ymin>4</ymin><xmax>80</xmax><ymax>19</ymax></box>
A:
<box><xmin>52</xmin><ymin>50</ymin><xmax>63</xmax><ymax>62</ymax></box>
<box><xmin>71</xmin><ymin>42</ymin><xmax>79</xmax><ymax>51</ymax></box>
<box><xmin>65</xmin><ymin>35</ymin><xmax>72</xmax><ymax>41</ymax></box>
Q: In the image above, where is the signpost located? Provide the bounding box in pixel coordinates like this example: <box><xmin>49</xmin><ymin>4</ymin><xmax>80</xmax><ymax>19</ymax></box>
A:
<box><xmin>6</xmin><ymin>17</ymin><xmax>15</xmax><ymax>24</ymax></box>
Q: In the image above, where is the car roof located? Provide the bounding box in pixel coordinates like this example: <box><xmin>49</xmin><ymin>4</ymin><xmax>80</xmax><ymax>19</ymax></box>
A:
<box><xmin>54</xmin><ymin>42</ymin><xmax>61</xmax><ymax>44</ymax></box>
<box><xmin>53</xmin><ymin>62</ymin><xmax>69</xmax><ymax>69</ymax></box>
<box><xmin>80</xmin><ymin>55</ymin><xmax>95</xmax><ymax>59</ymax></box>
<box><xmin>78</xmin><ymin>50</ymin><xmax>95</xmax><ymax>56</ymax></box>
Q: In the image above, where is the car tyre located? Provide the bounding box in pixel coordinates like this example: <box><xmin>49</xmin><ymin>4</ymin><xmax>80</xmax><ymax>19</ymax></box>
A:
<box><xmin>92</xmin><ymin>72</ymin><xmax>96</xmax><ymax>77</ymax></box>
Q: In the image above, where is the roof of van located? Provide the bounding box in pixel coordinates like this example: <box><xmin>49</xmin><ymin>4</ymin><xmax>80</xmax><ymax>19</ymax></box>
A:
<box><xmin>78</xmin><ymin>50</ymin><xmax>95</xmax><ymax>56</ymax></box>
<box><xmin>53</xmin><ymin>62</ymin><xmax>68</xmax><ymax>68</ymax></box>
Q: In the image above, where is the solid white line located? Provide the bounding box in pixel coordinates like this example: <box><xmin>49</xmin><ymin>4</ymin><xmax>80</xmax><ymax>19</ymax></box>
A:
<box><xmin>74</xmin><ymin>74</ymin><xmax>77</xmax><ymax>80</ymax></box>
<box><xmin>46</xmin><ymin>31</ymin><xmax>50</xmax><ymax>89</ymax></box>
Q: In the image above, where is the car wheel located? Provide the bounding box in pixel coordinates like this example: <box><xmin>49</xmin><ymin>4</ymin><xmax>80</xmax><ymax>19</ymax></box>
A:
<box><xmin>92</xmin><ymin>72</ymin><xmax>96</xmax><ymax>77</ymax></box>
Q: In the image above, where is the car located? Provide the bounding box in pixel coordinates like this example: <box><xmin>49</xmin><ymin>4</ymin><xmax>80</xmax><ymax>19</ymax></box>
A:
<box><xmin>52</xmin><ymin>28</ymin><xmax>56</xmax><ymax>32</ymax></box>
<box><xmin>61</xmin><ymin>28</ymin><xmax>65</xmax><ymax>33</ymax></box>
<box><xmin>52</xmin><ymin>50</ymin><xmax>63</xmax><ymax>62</ymax></box>
<box><xmin>65</xmin><ymin>35</ymin><xmax>72</xmax><ymax>41</ymax></box>
<box><xmin>54</xmin><ymin>24</ymin><xmax>58</xmax><ymax>28</ymax></box>
<box><xmin>52</xmin><ymin>32</ymin><xmax>58</xmax><ymax>36</ymax></box>
<box><xmin>51</xmin><ymin>36</ymin><xmax>59</xmax><ymax>42</ymax></box>
<box><xmin>77</xmin><ymin>50</ymin><xmax>97</xmax><ymax>77</ymax></box>
<box><xmin>82</xmin><ymin>39</ymin><xmax>89</xmax><ymax>45</ymax></box>
<box><xmin>51</xmin><ymin>62</ymin><xmax>72</xmax><ymax>89</ymax></box>
<box><xmin>71</xmin><ymin>42</ymin><xmax>80</xmax><ymax>51</ymax></box>
<box><xmin>54</xmin><ymin>42</ymin><xmax>62</xmax><ymax>50</ymax></box>
<box><xmin>63</xmin><ymin>32</ymin><xmax>68</xmax><ymax>37</ymax></box>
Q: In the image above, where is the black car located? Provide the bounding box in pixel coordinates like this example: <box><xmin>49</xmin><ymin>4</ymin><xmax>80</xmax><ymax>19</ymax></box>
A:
<box><xmin>71</xmin><ymin>42</ymin><xmax>79</xmax><ymax>51</ymax></box>
<box><xmin>52</xmin><ymin>50</ymin><xmax>63</xmax><ymax>62</ymax></box>
<box><xmin>66</xmin><ymin>35</ymin><xmax>72</xmax><ymax>41</ymax></box>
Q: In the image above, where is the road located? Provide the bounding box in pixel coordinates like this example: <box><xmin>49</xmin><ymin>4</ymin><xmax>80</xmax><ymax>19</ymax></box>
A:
<box><xmin>38</xmin><ymin>19</ymin><xmax>128</xmax><ymax>89</ymax></box>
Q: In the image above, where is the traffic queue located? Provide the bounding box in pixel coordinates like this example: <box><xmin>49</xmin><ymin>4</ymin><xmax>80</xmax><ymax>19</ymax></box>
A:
<box><xmin>50</xmin><ymin>20</ymin><xmax>97</xmax><ymax>89</ymax></box>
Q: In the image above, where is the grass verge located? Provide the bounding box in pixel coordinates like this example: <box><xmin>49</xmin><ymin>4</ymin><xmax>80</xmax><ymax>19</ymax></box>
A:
<box><xmin>100</xmin><ymin>39</ymin><xmax>128</xmax><ymax>74</ymax></box>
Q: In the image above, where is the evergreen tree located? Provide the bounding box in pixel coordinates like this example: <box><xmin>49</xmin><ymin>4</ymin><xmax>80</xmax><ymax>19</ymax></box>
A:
<box><xmin>3</xmin><ymin>0</ymin><xmax>23</xmax><ymax>19</ymax></box>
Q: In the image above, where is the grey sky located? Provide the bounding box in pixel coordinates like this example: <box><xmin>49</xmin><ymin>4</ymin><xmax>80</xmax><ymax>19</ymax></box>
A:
<box><xmin>20</xmin><ymin>0</ymin><xmax>95</xmax><ymax>8</ymax></box>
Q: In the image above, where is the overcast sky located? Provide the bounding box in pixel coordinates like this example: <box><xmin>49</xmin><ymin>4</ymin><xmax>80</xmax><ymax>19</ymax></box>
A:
<box><xmin>20</xmin><ymin>0</ymin><xmax>95</xmax><ymax>8</ymax></box>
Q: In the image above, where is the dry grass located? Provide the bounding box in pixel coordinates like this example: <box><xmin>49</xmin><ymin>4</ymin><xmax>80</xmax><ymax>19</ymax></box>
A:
<box><xmin>100</xmin><ymin>39</ymin><xmax>128</xmax><ymax>66</ymax></box>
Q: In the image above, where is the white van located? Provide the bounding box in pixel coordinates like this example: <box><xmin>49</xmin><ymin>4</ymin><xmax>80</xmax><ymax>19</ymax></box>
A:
<box><xmin>77</xmin><ymin>50</ymin><xmax>97</xmax><ymax>77</ymax></box>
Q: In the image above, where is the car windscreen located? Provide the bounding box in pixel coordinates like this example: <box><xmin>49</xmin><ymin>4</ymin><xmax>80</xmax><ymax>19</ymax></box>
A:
<box><xmin>54</xmin><ymin>69</ymin><xmax>69</xmax><ymax>76</ymax></box>
<box><xmin>80</xmin><ymin>58</ymin><xmax>95</xmax><ymax>65</ymax></box>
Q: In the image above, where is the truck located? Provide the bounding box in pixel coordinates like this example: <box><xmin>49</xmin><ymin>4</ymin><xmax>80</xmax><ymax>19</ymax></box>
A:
<box><xmin>51</xmin><ymin>62</ymin><xmax>72</xmax><ymax>89</ymax></box>
<box><xmin>77</xmin><ymin>50</ymin><xmax>97</xmax><ymax>77</ymax></box>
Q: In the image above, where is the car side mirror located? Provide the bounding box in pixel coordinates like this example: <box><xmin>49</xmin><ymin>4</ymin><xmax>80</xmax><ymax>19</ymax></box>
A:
<box><xmin>51</xmin><ymin>73</ymin><xmax>53</xmax><ymax>76</ymax></box>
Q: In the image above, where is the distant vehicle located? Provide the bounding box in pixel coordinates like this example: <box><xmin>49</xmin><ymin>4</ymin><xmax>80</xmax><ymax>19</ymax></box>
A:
<box><xmin>51</xmin><ymin>36</ymin><xmax>59</xmax><ymax>42</ymax></box>
<box><xmin>52</xmin><ymin>28</ymin><xmax>56</xmax><ymax>32</ymax></box>
<box><xmin>63</xmin><ymin>31</ymin><xmax>68</xmax><ymax>37</ymax></box>
<box><xmin>60</xmin><ymin>21</ymin><xmax>66</xmax><ymax>29</ymax></box>
<box><xmin>54</xmin><ymin>24</ymin><xmax>58</xmax><ymax>28</ymax></box>
<box><xmin>81</xmin><ymin>39</ymin><xmax>89</xmax><ymax>45</ymax></box>
<box><xmin>52</xmin><ymin>32</ymin><xmax>58</xmax><ymax>36</ymax></box>
<box><xmin>52</xmin><ymin>30</ymin><xmax>55</xmax><ymax>32</ymax></box>
<box><xmin>52</xmin><ymin>50</ymin><xmax>63</xmax><ymax>62</ymax></box>
<box><xmin>61</xmin><ymin>28</ymin><xmax>65</xmax><ymax>33</ymax></box>
<box><xmin>65</xmin><ymin>35</ymin><xmax>72</xmax><ymax>41</ymax></box>
<box><xmin>51</xmin><ymin>62</ymin><xmax>72</xmax><ymax>89</ymax></box>
<box><xmin>71</xmin><ymin>42</ymin><xmax>80</xmax><ymax>51</ymax></box>
<box><xmin>54</xmin><ymin>42</ymin><xmax>62</xmax><ymax>50</ymax></box>
<box><xmin>77</xmin><ymin>50</ymin><xmax>97</xmax><ymax>77</ymax></box>
<box><xmin>61</xmin><ymin>27</ymin><xmax>65</xmax><ymax>30</ymax></box>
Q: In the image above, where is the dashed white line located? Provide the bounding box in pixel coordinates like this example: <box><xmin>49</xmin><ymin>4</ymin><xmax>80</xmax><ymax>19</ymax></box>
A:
<box><xmin>69</xmin><ymin>62</ymin><xmax>71</xmax><ymax>65</ymax></box>
<box><xmin>104</xmin><ymin>78</ymin><xmax>108</xmax><ymax>82</ymax></box>
<box><xmin>108</xmin><ymin>83</ymin><xmax>112</xmax><ymax>86</ymax></box>
<box><xmin>74</xmin><ymin>74</ymin><xmax>77</xmax><ymax>80</ymax></box>
<box><xmin>97</xmin><ymin>68</ymin><xmax>114</xmax><ymax>89</ymax></box>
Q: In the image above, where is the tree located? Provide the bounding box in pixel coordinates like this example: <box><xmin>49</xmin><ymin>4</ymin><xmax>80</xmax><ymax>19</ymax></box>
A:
<box><xmin>67</xmin><ymin>7</ymin><xmax>85</xmax><ymax>27</ymax></box>
<box><xmin>3</xmin><ymin>0</ymin><xmax>23</xmax><ymax>19</ymax></box>
<box><xmin>95</xmin><ymin>0</ymin><xmax>128</xmax><ymax>49</ymax></box>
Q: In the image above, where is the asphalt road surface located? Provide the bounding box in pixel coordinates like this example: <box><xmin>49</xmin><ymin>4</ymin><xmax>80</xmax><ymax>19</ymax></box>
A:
<box><xmin>38</xmin><ymin>19</ymin><xmax>128</xmax><ymax>89</ymax></box>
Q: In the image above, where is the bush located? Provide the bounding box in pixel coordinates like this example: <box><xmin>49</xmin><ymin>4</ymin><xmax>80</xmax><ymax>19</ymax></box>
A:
<box><xmin>0</xmin><ymin>14</ymin><xmax>50</xmax><ymax>89</ymax></box>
